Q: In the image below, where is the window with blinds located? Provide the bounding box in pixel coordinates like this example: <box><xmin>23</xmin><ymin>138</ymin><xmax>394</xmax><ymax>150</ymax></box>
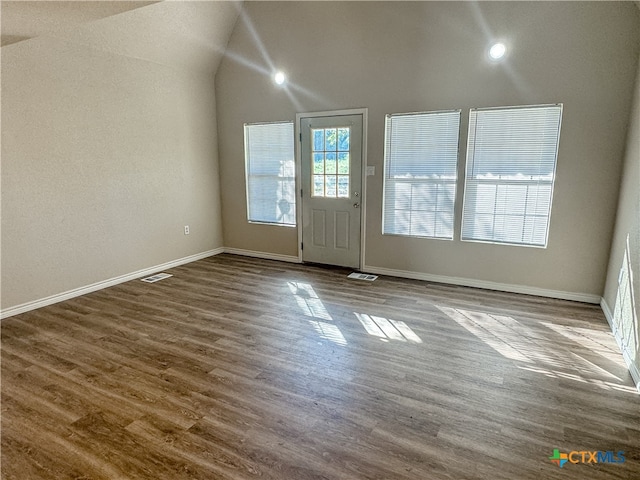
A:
<box><xmin>382</xmin><ymin>110</ymin><xmax>461</xmax><ymax>239</ymax></box>
<box><xmin>461</xmin><ymin>104</ymin><xmax>563</xmax><ymax>247</ymax></box>
<box><xmin>244</xmin><ymin>121</ymin><xmax>296</xmax><ymax>226</ymax></box>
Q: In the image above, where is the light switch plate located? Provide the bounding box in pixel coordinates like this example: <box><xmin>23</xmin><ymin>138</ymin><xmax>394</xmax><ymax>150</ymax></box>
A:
<box><xmin>366</xmin><ymin>166</ymin><xmax>375</xmax><ymax>176</ymax></box>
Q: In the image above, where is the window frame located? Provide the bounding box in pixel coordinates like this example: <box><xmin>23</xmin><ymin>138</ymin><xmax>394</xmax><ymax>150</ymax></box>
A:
<box><xmin>381</xmin><ymin>109</ymin><xmax>461</xmax><ymax>240</ymax></box>
<box><xmin>460</xmin><ymin>104</ymin><xmax>563</xmax><ymax>248</ymax></box>
<box><xmin>244</xmin><ymin>120</ymin><xmax>296</xmax><ymax>227</ymax></box>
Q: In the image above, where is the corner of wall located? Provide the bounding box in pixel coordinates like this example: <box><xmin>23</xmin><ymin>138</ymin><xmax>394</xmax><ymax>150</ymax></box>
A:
<box><xmin>600</xmin><ymin>297</ymin><xmax>640</xmax><ymax>392</ymax></box>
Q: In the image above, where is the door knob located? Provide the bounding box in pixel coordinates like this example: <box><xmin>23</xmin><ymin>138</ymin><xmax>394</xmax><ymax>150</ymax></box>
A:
<box><xmin>353</xmin><ymin>203</ymin><xmax>360</xmax><ymax>208</ymax></box>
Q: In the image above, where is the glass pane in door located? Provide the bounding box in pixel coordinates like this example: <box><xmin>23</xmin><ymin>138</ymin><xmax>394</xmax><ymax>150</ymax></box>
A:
<box><xmin>311</xmin><ymin>127</ymin><xmax>350</xmax><ymax>198</ymax></box>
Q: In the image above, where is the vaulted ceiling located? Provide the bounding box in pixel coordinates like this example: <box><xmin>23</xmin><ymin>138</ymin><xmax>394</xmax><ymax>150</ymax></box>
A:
<box><xmin>1</xmin><ymin>1</ymin><xmax>242</xmax><ymax>74</ymax></box>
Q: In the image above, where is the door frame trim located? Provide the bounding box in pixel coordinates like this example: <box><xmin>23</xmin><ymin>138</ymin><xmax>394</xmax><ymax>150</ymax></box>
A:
<box><xmin>295</xmin><ymin>108</ymin><xmax>368</xmax><ymax>268</ymax></box>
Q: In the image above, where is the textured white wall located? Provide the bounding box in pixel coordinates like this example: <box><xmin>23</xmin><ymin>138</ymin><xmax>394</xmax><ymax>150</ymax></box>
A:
<box><xmin>1</xmin><ymin>34</ymin><xmax>223</xmax><ymax>309</ymax></box>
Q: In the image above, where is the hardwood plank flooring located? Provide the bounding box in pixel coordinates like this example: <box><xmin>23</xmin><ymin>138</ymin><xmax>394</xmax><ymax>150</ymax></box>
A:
<box><xmin>2</xmin><ymin>253</ymin><xmax>638</xmax><ymax>479</ymax></box>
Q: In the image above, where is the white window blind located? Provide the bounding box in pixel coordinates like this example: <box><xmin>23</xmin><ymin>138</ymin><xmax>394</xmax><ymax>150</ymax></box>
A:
<box><xmin>382</xmin><ymin>110</ymin><xmax>461</xmax><ymax>239</ymax></box>
<box><xmin>461</xmin><ymin>104</ymin><xmax>563</xmax><ymax>247</ymax></box>
<box><xmin>244</xmin><ymin>121</ymin><xmax>296</xmax><ymax>226</ymax></box>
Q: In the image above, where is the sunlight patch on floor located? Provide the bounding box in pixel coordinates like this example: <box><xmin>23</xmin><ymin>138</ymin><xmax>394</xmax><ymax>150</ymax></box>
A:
<box><xmin>517</xmin><ymin>365</ymin><xmax>637</xmax><ymax>394</ymax></box>
<box><xmin>307</xmin><ymin>319</ymin><xmax>347</xmax><ymax>346</ymax></box>
<box><xmin>287</xmin><ymin>281</ymin><xmax>333</xmax><ymax>321</ymax></box>
<box><xmin>437</xmin><ymin>305</ymin><xmax>636</xmax><ymax>394</ymax></box>
<box><xmin>437</xmin><ymin>306</ymin><xmax>532</xmax><ymax>363</ymax></box>
<box><xmin>287</xmin><ymin>281</ymin><xmax>347</xmax><ymax>345</ymax></box>
<box><xmin>541</xmin><ymin>322</ymin><xmax>627</xmax><ymax>370</ymax></box>
<box><xmin>355</xmin><ymin>313</ymin><xmax>422</xmax><ymax>343</ymax></box>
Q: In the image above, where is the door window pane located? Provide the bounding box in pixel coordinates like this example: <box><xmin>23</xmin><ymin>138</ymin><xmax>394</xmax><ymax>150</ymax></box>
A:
<box><xmin>337</xmin><ymin>175</ymin><xmax>349</xmax><ymax>198</ymax></box>
<box><xmin>313</xmin><ymin>175</ymin><xmax>325</xmax><ymax>196</ymax></box>
<box><xmin>326</xmin><ymin>175</ymin><xmax>337</xmax><ymax>197</ymax></box>
<box><xmin>338</xmin><ymin>152</ymin><xmax>349</xmax><ymax>174</ymax></box>
<box><xmin>313</xmin><ymin>153</ymin><xmax>324</xmax><ymax>174</ymax></box>
<box><xmin>311</xmin><ymin>126</ymin><xmax>351</xmax><ymax>198</ymax></box>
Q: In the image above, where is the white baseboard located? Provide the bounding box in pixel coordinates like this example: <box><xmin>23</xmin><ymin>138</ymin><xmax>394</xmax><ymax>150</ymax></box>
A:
<box><xmin>0</xmin><ymin>248</ymin><xmax>224</xmax><ymax>320</ymax></box>
<box><xmin>600</xmin><ymin>298</ymin><xmax>640</xmax><ymax>392</ymax></box>
<box><xmin>223</xmin><ymin>247</ymin><xmax>301</xmax><ymax>264</ymax></box>
<box><xmin>362</xmin><ymin>264</ymin><xmax>601</xmax><ymax>304</ymax></box>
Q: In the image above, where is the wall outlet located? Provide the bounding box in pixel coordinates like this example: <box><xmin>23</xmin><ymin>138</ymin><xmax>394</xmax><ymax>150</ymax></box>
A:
<box><xmin>184</xmin><ymin>225</ymin><xmax>190</xmax><ymax>235</ymax></box>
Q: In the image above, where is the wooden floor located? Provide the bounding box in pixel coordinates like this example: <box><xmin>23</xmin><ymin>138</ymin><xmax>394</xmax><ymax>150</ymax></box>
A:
<box><xmin>2</xmin><ymin>254</ymin><xmax>638</xmax><ymax>480</ymax></box>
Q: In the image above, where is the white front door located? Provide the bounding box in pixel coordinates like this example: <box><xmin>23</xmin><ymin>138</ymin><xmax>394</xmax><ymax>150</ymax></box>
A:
<box><xmin>300</xmin><ymin>114</ymin><xmax>363</xmax><ymax>268</ymax></box>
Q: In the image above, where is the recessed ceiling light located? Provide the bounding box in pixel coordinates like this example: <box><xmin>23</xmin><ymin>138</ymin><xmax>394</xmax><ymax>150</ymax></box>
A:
<box><xmin>274</xmin><ymin>71</ymin><xmax>286</xmax><ymax>85</ymax></box>
<box><xmin>489</xmin><ymin>42</ymin><xmax>506</xmax><ymax>60</ymax></box>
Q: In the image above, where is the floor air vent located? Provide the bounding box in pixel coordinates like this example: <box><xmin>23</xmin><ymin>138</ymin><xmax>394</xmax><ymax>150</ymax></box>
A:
<box><xmin>141</xmin><ymin>273</ymin><xmax>173</xmax><ymax>283</ymax></box>
<box><xmin>348</xmin><ymin>272</ymin><xmax>378</xmax><ymax>281</ymax></box>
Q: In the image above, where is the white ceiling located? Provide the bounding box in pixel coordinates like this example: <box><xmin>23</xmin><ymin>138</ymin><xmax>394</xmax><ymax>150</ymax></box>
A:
<box><xmin>1</xmin><ymin>1</ymin><xmax>243</xmax><ymax>74</ymax></box>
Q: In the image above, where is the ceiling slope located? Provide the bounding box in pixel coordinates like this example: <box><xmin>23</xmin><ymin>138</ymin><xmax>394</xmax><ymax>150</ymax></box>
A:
<box><xmin>1</xmin><ymin>1</ymin><xmax>243</xmax><ymax>74</ymax></box>
<box><xmin>1</xmin><ymin>1</ymin><xmax>158</xmax><ymax>46</ymax></box>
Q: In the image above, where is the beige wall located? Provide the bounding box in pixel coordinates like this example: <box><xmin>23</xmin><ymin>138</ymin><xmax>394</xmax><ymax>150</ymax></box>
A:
<box><xmin>603</xmin><ymin>50</ymin><xmax>640</xmax><ymax>381</ymax></box>
<box><xmin>1</xmin><ymin>34</ymin><xmax>223</xmax><ymax>310</ymax></box>
<box><xmin>217</xmin><ymin>1</ymin><xmax>640</xmax><ymax>298</ymax></box>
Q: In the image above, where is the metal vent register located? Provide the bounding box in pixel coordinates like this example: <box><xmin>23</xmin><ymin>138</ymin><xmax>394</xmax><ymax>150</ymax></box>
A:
<box><xmin>347</xmin><ymin>272</ymin><xmax>378</xmax><ymax>281</ymax></box>
<box><xmin>140</xmin><ymin>273</ymin><xmax>173</xmax><ymax>283</ymax></box>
